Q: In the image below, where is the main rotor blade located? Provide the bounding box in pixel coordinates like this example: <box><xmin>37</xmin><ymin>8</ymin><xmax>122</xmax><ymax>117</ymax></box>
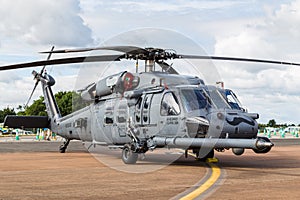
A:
<box><xmin>178</xmin><ymin>55</ymin><xmax>300</xmax><ymax>66</ymax></box>
<box><xmin>40</xmin><ymin>45</ymin><xmax>149</xmax><ymax>55</ymax></box>
<box><xmin>0</xmin><ymin>55</ymin><xmax>123</xmax><ymax>71</ymax></box>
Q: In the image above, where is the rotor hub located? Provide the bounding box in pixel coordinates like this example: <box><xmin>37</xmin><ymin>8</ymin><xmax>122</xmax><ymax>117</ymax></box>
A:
<box><xmin>124</xmin><ymin>48</ymin><xmax>178</xmax><ymax>62</ymax></box>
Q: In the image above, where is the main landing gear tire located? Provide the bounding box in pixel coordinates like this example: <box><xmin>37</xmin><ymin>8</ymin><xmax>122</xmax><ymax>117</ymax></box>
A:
<box><xmin>122</xmin><ymin>144</ymin><xmax>138</xmax><ymax>164</ymax></box>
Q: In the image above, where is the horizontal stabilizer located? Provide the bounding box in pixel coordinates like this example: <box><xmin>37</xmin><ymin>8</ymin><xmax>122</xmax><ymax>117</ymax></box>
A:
<box><xmin>4</xmin><ymin>115</ymin><xmax>50</xmax><ymax>128</ymax></box>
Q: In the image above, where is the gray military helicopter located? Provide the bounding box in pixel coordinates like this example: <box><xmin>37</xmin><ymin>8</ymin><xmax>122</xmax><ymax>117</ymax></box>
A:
<box><xmin>2</xmin><ymin>45</ymin><xmax>298</xmax><ymax>164</ymax></box>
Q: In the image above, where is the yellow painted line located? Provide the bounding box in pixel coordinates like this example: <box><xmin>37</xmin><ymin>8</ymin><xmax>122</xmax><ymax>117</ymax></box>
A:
<box><xmin>179</xmin><ymin>152</ymin><xmax>221</xmax><ymax>200</ymax></box>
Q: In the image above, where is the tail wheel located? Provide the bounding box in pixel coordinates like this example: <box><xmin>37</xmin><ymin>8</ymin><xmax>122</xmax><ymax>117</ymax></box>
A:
<box><xmin>59</xmin><ymin>145</ymin><xmax>66</xmax><ymax>153</ymax></box>
<box><xmin>122</xmin><ymin>144</ymin><xmax>138</xmax><ymax>164</ymax></box>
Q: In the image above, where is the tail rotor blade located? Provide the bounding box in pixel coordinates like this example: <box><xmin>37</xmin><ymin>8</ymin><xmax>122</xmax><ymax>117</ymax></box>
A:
<box><xmin>25</xmin><ymin>81</ymin><xmax>39</xmax><ymax>108</ymax></box>
<box><xmin>40</xmin><ymin>46</ymin><xmax>55</xmax><ymax>74</ymax></box>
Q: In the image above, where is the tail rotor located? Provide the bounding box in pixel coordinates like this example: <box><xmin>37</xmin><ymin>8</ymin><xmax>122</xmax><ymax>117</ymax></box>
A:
<box><xmin>24</xmin><ymin>46</ymin><xmax>55</xmax><ymax>108</ymax></box>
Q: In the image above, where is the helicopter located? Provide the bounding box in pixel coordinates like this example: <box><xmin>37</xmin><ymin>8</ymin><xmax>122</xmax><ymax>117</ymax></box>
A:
<box><xmin>2</xmin><ymin>45</ymin><xmax>299</xmax><ymax>164</ymax></box>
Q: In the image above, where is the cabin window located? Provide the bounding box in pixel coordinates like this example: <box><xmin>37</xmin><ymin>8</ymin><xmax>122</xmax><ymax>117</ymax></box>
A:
<box><xmin>144</xmin><ymin>96</ymin><xmax>149</xmax><ymax>109</ymax></box>
<box><xmin>135</xmin><ymin>97</ymin><xmax>142</xmax><ymax>123</ymax></box>
<box><xmin>117</xmin><ymin>101</ymin><xmax>127</xmax><ymax>124</ymax></box>
<box><xmin>117</xmin><ymin>110</ymin><xmax>127</xmax><ymax>123</ymax></box>
<box><xmin>161</xmin><ymin>92</ymin><xmax>180</xmax><ymax>116</ymax></box>
<box><xmin>105</xmin><ymin>117</ymin><xmax>113</xmax><ymax>124</ymax></box>
<box><xmin>136</xmin><ymin>97</ymin><xmax>142</xmax><ymax>110</ymax></box>
<box><xmin>117</xmin><ymin>116</ymin><xmax>126</xmax><ymax>123</ymax></box>
<box><xmin>104</xmin><ymin>100</ymin><xmax>114</xmax><ymax>125</ymax></box>
<box><xmin>142</xmin><ymin>94</ymin><xmax>153</xmax><ymax>123</ymax></box>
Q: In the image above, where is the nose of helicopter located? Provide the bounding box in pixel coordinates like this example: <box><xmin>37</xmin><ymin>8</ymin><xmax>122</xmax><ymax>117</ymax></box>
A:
<box><xmin>207</xmin><ymin>110</ymin><xmax>258</xmax><ymax>139</ymax></box>
<box><xmin>224</xmin><ymin>111</ymin><xmax>258</xmax><ymax>138</ymax></box>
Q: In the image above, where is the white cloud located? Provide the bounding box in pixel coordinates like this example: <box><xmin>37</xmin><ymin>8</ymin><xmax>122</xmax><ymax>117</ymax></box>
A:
<box><xmin>214</xmin><ymin>0</ymin><xmax>300</xmax><ymax>59</ymax></box>
<box><xmin>215</xmin><ymin>30</ymin><xmax>277</xmax><ymax>58</ymax></box>
<box><xmin>210</xmin><ymin>0</ymin><xmax>300</xmax><ymax>123</ymax></box>
<box><xmin>238</xmin><ymin>92</ymin><xmax>300</xmax><ymax>124</ymax></box>
<box><xmin>78</xmin><ymin>0</ymin><xmax>259</xmax><ymax>44</ymax></box>
<box><xmin>0</xmin><ymin>0</ymin><xmax>94</xmax><ymax>97</ymax></box>
<box><xmin>0</xmin><ymin>0</ymin><xmax>93</xmax><ymax>46</ymax></box>
<box><xmin>81</xmin><ymin>0</ymin><xmax>246</xmax><ymax>14</ymax></box>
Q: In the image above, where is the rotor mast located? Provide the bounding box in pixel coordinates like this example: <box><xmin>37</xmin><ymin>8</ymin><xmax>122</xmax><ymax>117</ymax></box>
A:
<box><xmin>145</xmin><ymin>59</ymin><xmax>155</xmax><ymax>72</ymax></box>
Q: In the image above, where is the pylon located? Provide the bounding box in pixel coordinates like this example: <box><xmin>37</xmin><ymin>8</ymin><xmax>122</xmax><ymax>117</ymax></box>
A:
<box><xmin>15</xmin><ymin>129</ymin><xmax>20</xmax><ymax>141</ymax></box>
<box><xmin>291</xmin><ymin>130</ymin><xmax>295</xmax><ymax>136</ymax></box>
<box><xmin>15</xmin><ymin>134</ymin><xmax>20</xmax><ymax>141</ymax></box>
<box><xmin>52</xmin><ymin>132</ymin><xmax>57</xmax><ymax>140</ymax></box>
<box><xmin>39</xmin><ymin>134</ymin><xmax>44</xmax><ymax>140</ymax></box>
<box><xmin>280</xmin><ymin>130</ymin><xmax>285</xmax><ymax>138</ymax></box>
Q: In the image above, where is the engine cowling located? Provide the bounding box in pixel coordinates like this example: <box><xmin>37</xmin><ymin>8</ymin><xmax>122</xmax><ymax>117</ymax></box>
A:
<box><xmin>80</xmin><ymin>71</ymin><xmax>140</xmax><ymax>101</ymax></box>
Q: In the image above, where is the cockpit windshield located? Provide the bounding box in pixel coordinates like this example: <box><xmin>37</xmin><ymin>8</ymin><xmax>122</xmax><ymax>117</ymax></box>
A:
<box><xmin>207</xmin><ymin>87</ymin><xmax>231</xmax><ymax>109</ymax></box>
<box><xmin>225</xmin><ymin>90</ymin><xmax>243</xmax><ymax>110</ymax></box>
<box><xmin>180</xmin><ymin>89</ymin><xmax>210</xmax><ymax>112</ymax></box>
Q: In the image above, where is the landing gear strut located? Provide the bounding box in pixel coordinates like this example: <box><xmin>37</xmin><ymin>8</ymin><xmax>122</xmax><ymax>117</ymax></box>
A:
<box><xmin>121</xmin><ymin>120</ymin><xmax>148</xmax><ymax>164</ymax></box>
<box><xmin>59</xmin><ymin>139</ymin><xmax>70</xmax><ymax>153</ymax></box>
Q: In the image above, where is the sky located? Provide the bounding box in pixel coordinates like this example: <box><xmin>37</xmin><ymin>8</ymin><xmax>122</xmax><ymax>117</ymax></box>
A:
<box><xmin>0</xmin><ymin>0</ymin><xmax>300</xmax><ymax>124</ymax></box>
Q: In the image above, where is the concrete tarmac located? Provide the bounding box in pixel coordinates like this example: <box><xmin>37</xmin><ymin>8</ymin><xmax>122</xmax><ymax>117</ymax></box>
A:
<box><xmin>211</xmin><ymin>142</ymin><xmax>300</xmax><ymax>200</ymax></box>
<box><xmin>0</xmin><ymin>138</ymin><xmax>300</xmax><ymax>199</ymax></box>
<box><xmin>0</xmin><ymin>140</ymin><xmax>206</xmax><ymax>200</ymax></box>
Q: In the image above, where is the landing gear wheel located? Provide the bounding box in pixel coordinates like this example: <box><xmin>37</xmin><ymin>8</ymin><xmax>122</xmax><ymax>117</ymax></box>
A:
<box><xmin>59</xmin><ymin>139</ymin><xmax>70</xmax><ymax>153</ymax></box>
<box><xmin>122</xmin><ymin>144</ymin><xmax>138</xmax><ymax>164</ymax></box>
<box><xmin>59</xmin><ymin>145</ymin><xmax>66</xmax><ymax>153</ymax></box>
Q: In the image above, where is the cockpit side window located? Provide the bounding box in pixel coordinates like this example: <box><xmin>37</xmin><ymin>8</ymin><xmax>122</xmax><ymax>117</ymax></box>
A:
<box><xmin>161</xmin><ymin>92</ymin><xmax>181</xmax><ymax>116</ymax></box>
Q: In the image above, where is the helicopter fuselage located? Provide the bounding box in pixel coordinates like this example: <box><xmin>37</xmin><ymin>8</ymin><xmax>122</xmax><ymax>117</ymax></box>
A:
<box><xmin>47</xmin><ymin>71</ymin><xmax>271</xmax><ymax>161</ymax></box>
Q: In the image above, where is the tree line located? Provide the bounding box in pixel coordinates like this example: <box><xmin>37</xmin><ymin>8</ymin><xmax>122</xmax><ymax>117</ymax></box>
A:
<box><xmin>259</xmin><ymin>119</ymin><xmax>300</xmax><ymax>129</ymax></box>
